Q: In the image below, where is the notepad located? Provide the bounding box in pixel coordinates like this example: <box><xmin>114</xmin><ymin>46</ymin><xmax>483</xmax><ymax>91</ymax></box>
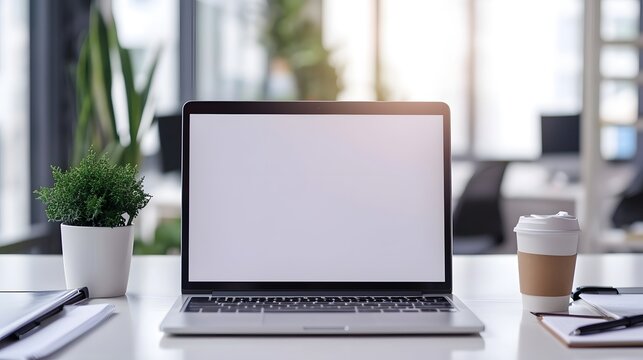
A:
<box><xmin>538</xmin><ymin>293</ymin><xmax>643</xmax><ymax>348</ymax></box>
<box><xmin>540</xmin><ymin>316</ymin><xmax>643</xmax><ymax>348</ymax></box>
<box><xmin>580</xmin><ymin>294</ymin><xmax>643</xmax><ymax>318</ymax></box>
<box><xmin>0</xmin><ymin>288</ymin><xmax>88</xmax><ymax>341</ymax></box>
<box><xmin>0</xmin><ymin>304</ymin><xmax>114</xmax><ymax>359</ymax></box>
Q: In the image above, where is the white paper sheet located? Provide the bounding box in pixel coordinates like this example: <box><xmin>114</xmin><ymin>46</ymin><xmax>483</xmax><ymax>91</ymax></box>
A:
<box><xmin>540</xmin><ymin>316</ymin><xmax>643</xmax><ymax>347</ymax></box>
<box><xmin>0</xmin><ymin>304</ymin><xmax>114</xmax><ymax>359</ymax></box>
<box><xmin>580</xmin><ymin>294</ymin><xmax>643</xmax><ymax>318</ymax></box>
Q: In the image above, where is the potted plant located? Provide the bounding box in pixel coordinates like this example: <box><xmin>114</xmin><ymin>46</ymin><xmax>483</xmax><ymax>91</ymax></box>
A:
<box><xmin>34</xmin><ymin>149</ymin><xmax>151</xmax><ymax>297</ymax></box>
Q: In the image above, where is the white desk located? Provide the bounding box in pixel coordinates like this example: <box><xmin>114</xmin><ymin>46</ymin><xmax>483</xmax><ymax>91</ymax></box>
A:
<box><xmin>1</xmin><ymin>254</ymin><xmax>642</xmax><ymax>359</ymax></box>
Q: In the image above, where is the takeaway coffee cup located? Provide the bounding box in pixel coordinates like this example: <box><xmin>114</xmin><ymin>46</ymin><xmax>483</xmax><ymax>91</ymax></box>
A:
<box><xmin>514</xmin><ymin>211</ymin><xmax>580</xmax><ymax>312</ymax></box>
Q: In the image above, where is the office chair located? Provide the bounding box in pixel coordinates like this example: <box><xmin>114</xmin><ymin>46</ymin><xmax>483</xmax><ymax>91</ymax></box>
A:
<box><xmin>612</xmin><ymin>168</ymin><xmax>643</xmax><ymax>228</ymax></box>
<box><xmin>453</xmin><ymin>161</ymin><xmax>509</xmax><ymax>254</ymax></box>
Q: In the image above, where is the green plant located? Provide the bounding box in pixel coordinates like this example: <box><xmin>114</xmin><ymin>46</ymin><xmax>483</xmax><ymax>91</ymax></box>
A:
<box><xmin>34</xmin><ymin>149</ymin><xmax>151</xmax><ymax>227</ymax></box>
<box><xmin>262</xmin><ymin>0</ymin><xmax>342</xmax><ymax>100</ymax></box>
<box><xmin>134</xmin><ymin>218</ymin><xmax>181</xmax><ymax>255</ymax></box>
<box><xmin>73</xmin><ymin>4</ymin><xmax>159</xmax><ymax>166</ymax></box>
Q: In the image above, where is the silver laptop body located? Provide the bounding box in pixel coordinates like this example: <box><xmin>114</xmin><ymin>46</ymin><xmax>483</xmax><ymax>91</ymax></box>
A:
<box><xmin>160</xmin><ymin>101</ymin><xmax>484</xmax><ymax>335</ymax></box>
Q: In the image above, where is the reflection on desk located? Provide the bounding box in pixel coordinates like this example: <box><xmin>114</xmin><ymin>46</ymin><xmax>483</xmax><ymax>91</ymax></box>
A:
<box><xmin>1</xmin><ymin>254</ymin><xmax>642</xmax><ymax>359</ymax></box>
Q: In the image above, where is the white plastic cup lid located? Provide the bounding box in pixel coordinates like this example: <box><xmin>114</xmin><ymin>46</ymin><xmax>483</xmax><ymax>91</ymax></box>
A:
<box><xmin>514</xmin><ymin>211</ymin><xmax>580</xmax><ymax>233</ymax></box>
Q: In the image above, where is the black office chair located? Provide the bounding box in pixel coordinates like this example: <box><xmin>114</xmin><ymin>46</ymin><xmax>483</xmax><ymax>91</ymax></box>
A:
<box><xmin>612</xmin><ymin>168</ymin><xmax>643</xmax><ymax>228</ymax></box>
<box><xmin>453</xmin><ymin>161</ymin><xmax>509</xmax><ymax>254</ymax></box>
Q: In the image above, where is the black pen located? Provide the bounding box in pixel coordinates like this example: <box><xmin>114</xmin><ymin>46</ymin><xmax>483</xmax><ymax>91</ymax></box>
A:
<box><xmin>530</xmin><ymin>312</ymin><xmax>607</xmax><ymax>319</ymax></box>
<box><xmin>570</xmin><ymin>314</ymin><xmax>643</xmax><ymax>336</ymax></box>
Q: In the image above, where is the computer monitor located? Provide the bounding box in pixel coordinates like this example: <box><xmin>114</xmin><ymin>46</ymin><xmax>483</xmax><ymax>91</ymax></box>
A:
<box><xmin>157</xmin><ymin>114</ymin><xmax>182</xmax><ymax>173</ymax></box>
<box><xmin>540</xmin><ymin>114</ymin><xmax>581</xmax><ymax>182</ymax></box>
<box><xmin>540</xmin><ymin>114</ymin><xmax>580</xmax><ymax>155</ymax></box>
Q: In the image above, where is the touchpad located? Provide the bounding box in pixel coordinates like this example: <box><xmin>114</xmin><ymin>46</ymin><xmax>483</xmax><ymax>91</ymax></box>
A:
<box><xmin>263</xmin><ymin>313</ymin><xmax>376</xmax><ymax>330</ymax></box>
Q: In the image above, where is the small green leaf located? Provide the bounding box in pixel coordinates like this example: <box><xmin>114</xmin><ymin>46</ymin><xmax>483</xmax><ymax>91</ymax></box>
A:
<box><xmin>33</xmin><ymin>148</ymin><xmax>151</xmax><ymax>227</ymax></box>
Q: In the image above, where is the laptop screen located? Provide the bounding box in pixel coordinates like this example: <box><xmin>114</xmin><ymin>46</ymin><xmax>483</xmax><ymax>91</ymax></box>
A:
<box><xmin>187</xmin><ymin>110</ymin><xmax>447</xmax><ymax>283</ymax></box>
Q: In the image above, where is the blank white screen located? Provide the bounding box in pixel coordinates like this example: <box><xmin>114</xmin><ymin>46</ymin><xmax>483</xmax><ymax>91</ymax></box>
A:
<box><xmin>189</xmin><ymin>114</ymin><xmax>445</xmax><ymax>282</ymax></box>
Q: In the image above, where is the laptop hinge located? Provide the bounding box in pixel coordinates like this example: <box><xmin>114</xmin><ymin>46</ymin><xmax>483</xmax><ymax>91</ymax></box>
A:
<box><xmin>209</xmin><ymin>290</ymin><xmax>427</xmax><ymax>296</ymax></box>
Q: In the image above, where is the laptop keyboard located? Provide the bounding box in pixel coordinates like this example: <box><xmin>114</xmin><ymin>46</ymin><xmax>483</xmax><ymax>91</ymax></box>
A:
<box><xmin>184</xmin><ymin>296</ymin><xmax>456</xmax><ymax>313</ymax></box>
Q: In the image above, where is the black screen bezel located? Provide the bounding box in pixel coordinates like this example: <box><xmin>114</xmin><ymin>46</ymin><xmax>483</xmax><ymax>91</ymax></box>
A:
<box><xmin>181</xmin><ymin>101</ymin><xmax>452</xmax><ymax>294</ymax></box>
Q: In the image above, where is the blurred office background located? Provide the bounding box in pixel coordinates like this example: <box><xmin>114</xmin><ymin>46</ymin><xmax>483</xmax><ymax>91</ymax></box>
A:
<box><xmin>0</xmin><ymin>0</ymin><xmax>642</xmax><ymax>254</ymax></box>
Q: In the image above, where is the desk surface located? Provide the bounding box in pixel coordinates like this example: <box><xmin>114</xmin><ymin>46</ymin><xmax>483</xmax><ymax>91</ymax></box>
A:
<box><xmin>1</xmin><ymin>254</ymin><xmax>642</xmax><ymax>359</ymax></box>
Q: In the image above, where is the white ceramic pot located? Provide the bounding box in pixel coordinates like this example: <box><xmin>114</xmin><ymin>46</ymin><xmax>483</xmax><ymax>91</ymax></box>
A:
<box><xmin>61</xmin><ymin>224</ymin><xmax>134</xmax><ymax>298</ymax></box>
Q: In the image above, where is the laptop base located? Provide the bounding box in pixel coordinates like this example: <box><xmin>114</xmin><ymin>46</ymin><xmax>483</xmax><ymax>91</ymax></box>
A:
<box><xmin>160</xmin><ymin>294</ymin><xmax>484</xmax><ymax>335</ymax></box>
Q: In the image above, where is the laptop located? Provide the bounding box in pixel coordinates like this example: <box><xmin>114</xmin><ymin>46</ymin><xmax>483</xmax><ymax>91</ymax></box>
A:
<box><xmin>160</xmin><ymin>101</ymin><xmax>484</xmax><ymax>335</ymax></box>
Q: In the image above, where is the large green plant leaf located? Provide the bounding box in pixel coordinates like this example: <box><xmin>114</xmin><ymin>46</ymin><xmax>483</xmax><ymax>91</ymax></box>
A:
<box><xmin>73</xmin><ymin>4</ymin><xmax>160</xmax><ymax>167</ymax></box>
<box><xmin>139</xmin><ymin>48</ymin><xmax>161</xmax><ymax>121</ymax></box>
<box><xmin>88</xmin><ymin>8</ymin><xmax>119</xmax><ymax>146</ymax></box>
<box><xmin>106</xmin><ymin>21</ymin><xmax>139</xmax><ymax>139</ymax></box>
<box><xmin>134</xmin><ymin>49</ymin><xmax>161</xmax><ymax>164</ymax></box>
<box><xmin>73</xmin><ymin>40</ymin><xmax>92</xmax><ymax>165</ymax></box>
<box><xmin>120</xmin><ymin>47</ymin><xmax>141</xmax><ymax>147</ymax></box>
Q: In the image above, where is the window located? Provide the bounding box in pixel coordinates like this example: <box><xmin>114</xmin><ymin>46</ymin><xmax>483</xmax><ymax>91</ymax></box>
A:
<box><xmin>599</xmin><ymin>0</ymin><xmax>640</xmax><ymax>160</ymax></box>
<box><xmin>475</xmin><ymin>0</ymin><xmax>583</xmax><ymax>159</ymax></box>
<box><xmin>113</xmin><ymin>0</ymin><xmax>179</xmax><ymax>115</ymax></box>
<box><xmin>112</xmin><ymin>0</ymin><xmax>180</xmax><ymax>155</ymax></box>
<box><xmin>195</xmin><ymin>0</ymin><xmax>339</xmax><ymax>101</ymax></box>
<box><xmin>379</xmin><ymin>0</ymin><xmax>469</xmax><ymax>155</ymax></box>
<box><xmin>0</xmin><ymin>0</ymin><xmax>29</xmax><ymax>243</ymax></box>
<box><xmin>323</xmin><ymin>0</ymin><xmax>375</xmax><ymax>100</ymax></box>
<box><xmin>195</xmin><ymin>0</ymin><xmax>267</xmax><ymax>100</ymax></box>
<box><xmin>322</xmin><ymin>0</ymin><xmax>583</xmax><ymax>158</ymax></box>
